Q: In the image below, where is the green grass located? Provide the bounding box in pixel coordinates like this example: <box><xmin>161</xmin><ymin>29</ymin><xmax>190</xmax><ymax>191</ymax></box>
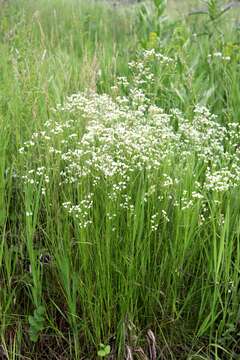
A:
<box><xmin>1</xmin><ymin>0</ymin><xmax>240</xmax><ymax>359</ymax></box>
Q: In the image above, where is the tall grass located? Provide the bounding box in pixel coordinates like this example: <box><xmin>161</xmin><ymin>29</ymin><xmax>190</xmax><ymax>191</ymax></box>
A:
<box><xmin>1</xmin><ymin>0</ymin><xmax>240</xmax><ymax>359</ymax></box>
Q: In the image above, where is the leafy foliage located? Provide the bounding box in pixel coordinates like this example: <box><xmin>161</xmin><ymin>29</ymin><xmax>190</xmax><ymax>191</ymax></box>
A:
<box><xmin>97</xmin><ymin>343</ymin><xmax>111</xmax><ymax>358</ymax></box>
<box><xmin>28</xmin><ymin>306</ymin><xmax>45</xmax><ymax>342</ymax></box>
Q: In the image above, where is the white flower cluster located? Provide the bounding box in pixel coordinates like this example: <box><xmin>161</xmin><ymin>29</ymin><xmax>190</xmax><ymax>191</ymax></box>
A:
<box><xmin>62</xmin><ymin>193</ymin><xmax>93</xmax><ymax>229</ymax></box>
<box><xmin>208</xmin><ymin>52</ymin><xmax>231</xmax><ymax>63</ymax></box>
<box><xmin>18</xmin><ymin>50</ymin><xmax>240</xmax><ymax>229</ymax></box>
<box><xmin>204</xmin><ymin>166</ymin><xmax>240</xmax><ymax>192</ymax></box>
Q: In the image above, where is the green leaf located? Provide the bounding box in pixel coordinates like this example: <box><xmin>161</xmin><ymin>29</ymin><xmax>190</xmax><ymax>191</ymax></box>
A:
<box><xmin>97</xmin><ymin>344</ymin><xmax>111</xmax><ymax>357</ymax></box>
<box><xmin>153</xmin><ymin>0</ymin><xmax>166</xmax><ymax>16</ymax></box>
<box><xmin>36</xmin><ymin>305</ymin><xmax>45</xmax><ymax>316</ymax></box>
<box><xmin>28</xmin><ymin>305</ymin><xmax>45</xmax><ymax>343</ymax></box>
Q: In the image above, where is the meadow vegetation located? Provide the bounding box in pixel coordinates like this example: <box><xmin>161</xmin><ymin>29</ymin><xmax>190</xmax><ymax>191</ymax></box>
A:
<box><xmin>1</xmin><ymin>0</ymin><xmax>240</xmax><ymax>358</ymax></box>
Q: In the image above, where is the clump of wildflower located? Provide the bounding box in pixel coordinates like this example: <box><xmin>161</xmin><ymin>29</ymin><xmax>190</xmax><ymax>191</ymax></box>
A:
<box><xmin>63</xmin><ymin>193</ymin><xmax>93</xmax><ymax>229</ymax></box>
<box><xmin>208</xmin><ymin>52</ymin><xmax>231</xmax><ymax>63</ymax></box>
<box><xmin>18</xmin><ymin>50</ymin><xmax>240</xmax><ymax>231</ymax></box>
